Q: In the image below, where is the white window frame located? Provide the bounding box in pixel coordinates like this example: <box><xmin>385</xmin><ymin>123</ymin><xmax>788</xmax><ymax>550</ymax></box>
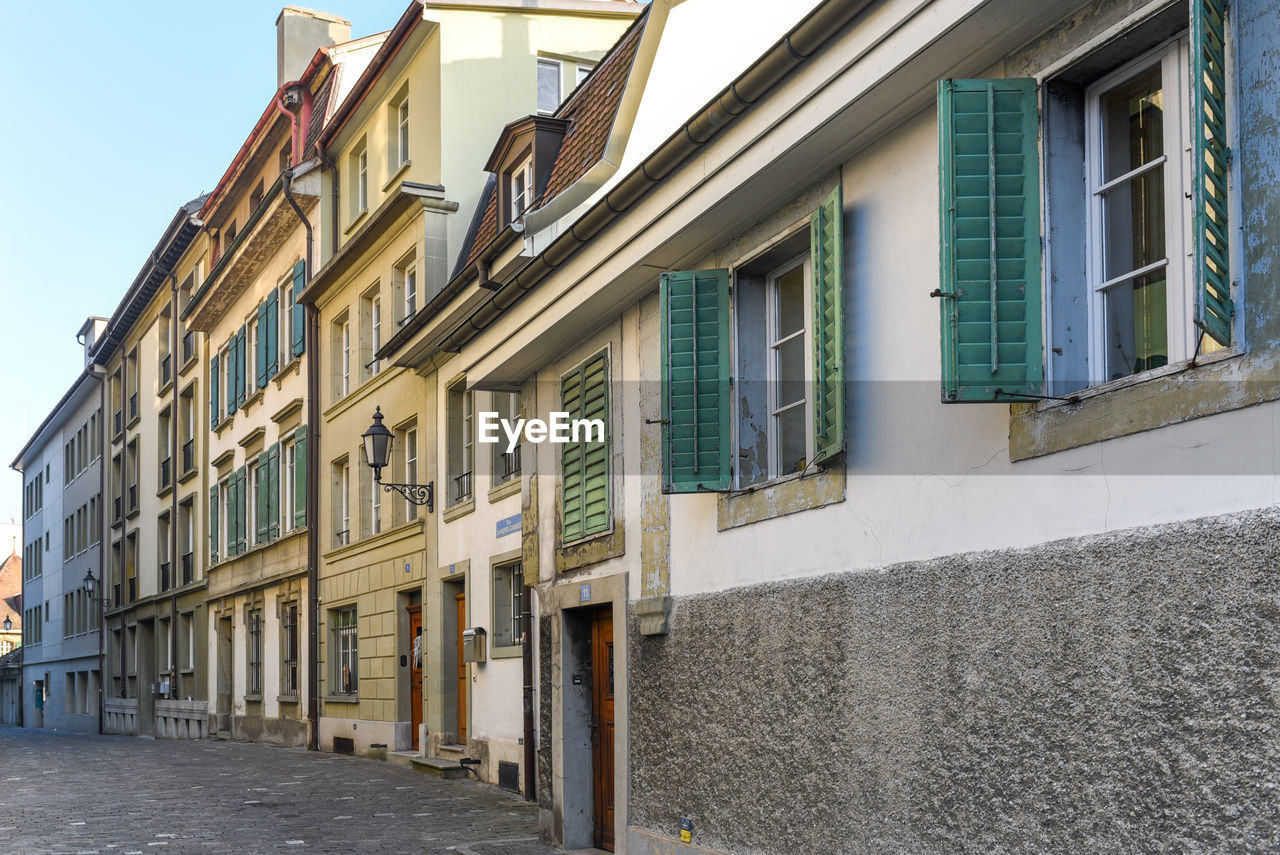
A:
<box><xmin>370</xmin><ymin>463</ymin><xmax>382</xmax><ymax>535</ymax></box>
<box><xmin>370</xmin><ymin>295</ymin><xmax>382</xmax><ymax>377</ymax></box>
<box><xmin>765</xmin><ymin>253</ymin><xmax>812</xmax><ymax>480</ymax></box>
<box><xmin>404</xmin><ymin>261</ymin><xmax>417</xmax><ymax>321</ymax></box>
<box><xmin>404</xmin><ymin>426</ymin><xmax>418</xmax><ymax>522</ymax></box>
<box><xmin>537</xmin><ymin>57</ymin><xmax>562</xmax><ymax>114</ymax></box>
<box><xmin>397</xmin><ymin>98</ymin><xmax>410</xmax><ymax>167</ymax></box>
<box><xmin>249</xmin><ymin>463</ymin><xmax>261</xmax><ymax>547</ymax></box>
<box><xmin>339</xmin><ymin>462</ymin><xmax>350</xmax><ymax>546</ymax></box>
<box><xmin>283</xmin><ymin>441</ymin><xmax>296</xmax><ymax>534</ymax></box>
<box><xmin>341</xmin><ymin>320</ymin><xmax>351</xmax><ymax>397</ymax></box>
<box><xmin>333</xmin><ymin>607</ymin><xmax>358</xmax><ymax>694</ymax></box>
<box><xmin>1084</xmin><ymin>36</ymin><xmax>1193</xmax><ymax>387</ymax></box>
<box><xmin>357</xmin><ymin>147</ymin><xmax>369</xmax><ymax>214</ymax></box>
<box><xmin>510</xmin><ymin>156</ymin><xmax>534</xmax><ymax>223</ymax></box>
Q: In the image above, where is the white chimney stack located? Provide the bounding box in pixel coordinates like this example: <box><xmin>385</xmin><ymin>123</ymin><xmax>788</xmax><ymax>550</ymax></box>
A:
<box><xmin>276</xmin><ymin>6</ymin><xmax>351</xmax><ymax>88</ymax></box>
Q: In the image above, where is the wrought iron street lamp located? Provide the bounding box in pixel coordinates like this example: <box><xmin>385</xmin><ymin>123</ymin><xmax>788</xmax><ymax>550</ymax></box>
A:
<box><xmin>362</xmin><ymin>406</ymin><xmax>434</xmax><ymax>512</ymax></box>
<box><xmin>3</xmin><ymin>616</ymin><xmax>10</xmax><ymax>632</ymax></box>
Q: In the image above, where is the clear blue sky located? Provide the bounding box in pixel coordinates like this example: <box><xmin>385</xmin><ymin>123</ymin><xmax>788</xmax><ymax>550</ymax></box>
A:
<box><xmin>0</xmin><ymin>1</ymin><xmax>412</xmax><ymax>526</ymax></box>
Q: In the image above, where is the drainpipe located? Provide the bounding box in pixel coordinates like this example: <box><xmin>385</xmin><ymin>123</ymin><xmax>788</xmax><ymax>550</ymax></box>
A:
<box><xmin>522</xmin><ymin>583</ymin><xmax>535</xmax><ymax>801</ymax></box>
<box><xmin>95</xmin><ymin>364</ymin><xmax>107</xmax><ymax>735</ymax></box>
<box><xmin>152</xmin><ymin>252</ymin><xmax>182</xmax><ymax>700</ymax></box>
<box><xmin>279</xmin><ymin>85</ymin><xmax>320</xmax><ymax>752</ymax></box>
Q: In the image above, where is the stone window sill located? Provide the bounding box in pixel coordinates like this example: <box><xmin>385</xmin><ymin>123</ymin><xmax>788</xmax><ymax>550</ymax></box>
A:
<box><xmin>324</xmin><ymin>694</ymin><xmax>359</xmax><ymax>704</ymax></box>
<box><xmin>717</xmin><ymin>463</ymin><xmax>845</xmax><ymax>531</ymax></box>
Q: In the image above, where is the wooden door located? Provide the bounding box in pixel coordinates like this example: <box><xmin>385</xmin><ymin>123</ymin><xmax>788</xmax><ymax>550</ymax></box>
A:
<box><xmin>591</xmin><ymin>609</ymin><xmax>615</xmax><ymax>851</ymax></box>
<box><xmin>455</xmin><ymin>591</ymin><xmax>467</xmax><ymax>743</ymax></box>
<box><xmin>408</xmin><ymin>605</ymin><xmax>423</xmax><ymax>750</ymax></box>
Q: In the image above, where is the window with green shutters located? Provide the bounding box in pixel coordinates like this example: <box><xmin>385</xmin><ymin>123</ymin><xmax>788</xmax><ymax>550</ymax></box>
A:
<box><xmin>209</xmin><ymin>485</ymin><xmax>219</xmax><ymax>566</ymax></box>
<box><xmin>561</xmin><ymin>350</ymin><xmax>610</xmax><ymax>542</ymax></box>
<box><xmin>658</xmin><ymin>186</ymin><xmax>845</xmax><ymax>493</ymax></box>
<box><xmin>265</xmin><ymin>291</ymin><xmax>279</xmax><ymax>379</ymax></box>
<box><xmin>210</xmin><ymin>354</ymin><xmax>220</xmax><ymax>427</ymax></box>
<box><xmin>939</xmin><ymin>2</ymin><xmax>1235</xmax><ymax>401</ymax></box>
<box><xmin>224</xmin><ymin>340</ymin><xmax>237</xmax><ymax>416</ymax></box>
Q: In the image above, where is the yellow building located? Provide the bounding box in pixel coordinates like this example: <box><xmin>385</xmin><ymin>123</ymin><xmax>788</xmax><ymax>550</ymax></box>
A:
<box><xmin>299</xmin><ymin>0</ymin><xmax>640</xmax><ymax>778</ymax></box>
<box><xmin>181</xmin><ymin>9</ymin><xmax>384</xmax><ymax>747</ymax></box>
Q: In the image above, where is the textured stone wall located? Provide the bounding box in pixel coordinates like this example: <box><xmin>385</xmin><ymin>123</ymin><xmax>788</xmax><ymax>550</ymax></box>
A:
<box><xmin>629</xmin><ymin>508</ymin><xmax>1280</xmax><ymax>854</ymax></box>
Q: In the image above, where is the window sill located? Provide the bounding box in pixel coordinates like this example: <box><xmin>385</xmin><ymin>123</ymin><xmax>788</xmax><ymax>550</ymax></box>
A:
<box><xmin>214</xmin><ymin>416</ymin><xmax>234</xmax><ymax>437</ymax></box>
<box><xmin>344</xmin><ymin>209</ymin><xmax>369</xmax><ymax>237</ymax></box>
<box><xmin>277</xmin><ymin>694</ymin><xmax>300</xmax><ymax>705</ymax></box>
<box><xmin>156</xmin><ymin>482</ymin><xmax>173</xmax><ymax>500</ymax></box>
<box><xmin>125</xmin><ymin>507</ymin><xmax>140</xmax><ymax>521</ymax></box>
<box><xmin>489</xmin><ymin>644</ymin><xmax>523</xmax><ymax>660</ymax></box>
<box><xmin>244</xmin><ymin>693</ymin><xmax>263</xmax><ymax>703</ymax></box>
<box><xmin>127</xmin><ymin>414</ymin><xmax>141</xmax><ymax>431</ymax></box>
<box><xmin>322</xmin><ymin>517</ymin><xmax>423</xmax><ymax>561</ymax></box>
<box><xmin>717</xmin><ymin>462</ymin><xmax>846</xmax><ymax>531</ymax></box>
<box><xmin>273</xmin><ymin>358</ymin><xmax>301</xmax><ymax>390</ymax></box>
<box><xmin>442</xmin><ymin>496</ymin><xmax>476</xmax><ymax>523</ymax></box>
<box><xmin>242</xmin><ymin>388</ymin><xmax>265</xmax><ymax>412</ymax></box>
<box><xmin>178</xmin><ymin>466</ymin><xmax>198</xmax><ymax>485</ymax></box>
<box><xmin>323</xmin><ymin>694</ymin><xmax>359</xmax><ymax>704</ymax></box>
<box><xmin>180</xmin><ymin>353</ymin><xmax>198</xmax><ymax>377</ymax></box>
<box><xmin>1010</xmin><ymin>349</ymin><xmax>1249</xmax><ymax>461</ymax></box>
<box><xmin>382</xmin><ymin>160</ymin><xmax>412</xmax><ymax>192</ymax></box>
<box><xmin>158</xmin><ymin>378</ymin><xmax>174</xmax><ymax>398</ymax></box>
<box><xmin>556</xmin><ymin>523</ymin><xmax>624</xmax><ymax>574</ymax></box>
<box><xmin>487</xmin><ymin>476</ymin><xmax>521</xmax><ymax>503</ymax></box>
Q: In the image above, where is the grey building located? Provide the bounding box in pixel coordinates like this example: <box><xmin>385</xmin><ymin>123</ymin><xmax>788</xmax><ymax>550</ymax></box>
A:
<box><xmin>11</xmin><ymin>318</ymin><xmax>108</xmax><ymax>733</ymax></box>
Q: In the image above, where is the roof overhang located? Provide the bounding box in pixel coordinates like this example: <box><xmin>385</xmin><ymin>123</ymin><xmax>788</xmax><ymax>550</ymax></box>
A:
<box><xmin>299</xmin><ymin>181</ymin><xmax>459</xmax><ymax>307</ymax></box>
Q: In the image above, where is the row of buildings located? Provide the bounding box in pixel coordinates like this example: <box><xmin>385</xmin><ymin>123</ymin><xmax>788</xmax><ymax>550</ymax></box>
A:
<box><xmin>13</xmin><ymin>0</ymin><xmax>1280</xmax><ymax>851</ymax></box>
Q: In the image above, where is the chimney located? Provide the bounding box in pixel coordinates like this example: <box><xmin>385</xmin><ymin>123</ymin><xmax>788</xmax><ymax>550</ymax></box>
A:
<box><xmin>276</xmin><ymin>6</ymin><xmax>351</xmax><ymax>88</ymax></box>
<box><xmin>77</xmin><ymin>317</ymin><xmax>108</xmax><ymax>367</ymax></box>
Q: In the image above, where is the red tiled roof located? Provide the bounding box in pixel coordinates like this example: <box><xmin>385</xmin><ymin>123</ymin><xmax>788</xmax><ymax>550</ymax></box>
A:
<box><xmin>459</xmin><ymin>12</ymin><xmax>646</xmax><ymax>271</ymax></box>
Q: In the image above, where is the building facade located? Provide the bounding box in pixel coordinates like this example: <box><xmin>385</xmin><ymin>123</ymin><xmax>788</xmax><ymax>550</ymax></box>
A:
<box><xmin>301</xmin><ymin>0</ymin><xmax>639</xmax><ymax>780</ymax></box>
<box><xmin>95</xmin><ymin>201</ymin><xmax>211</xmax><ymax>739</ymax></box>
<box><xmin>11</xmin><ymin>324</ymin><xmax>106</xmax><ymax>734</ymax></box>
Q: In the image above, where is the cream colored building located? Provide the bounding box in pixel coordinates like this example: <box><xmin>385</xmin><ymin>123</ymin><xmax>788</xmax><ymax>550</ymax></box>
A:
<box><xmin>300</xmin><ymin>0</ymin><xmax>639</xmax><ymax>784</ymax></box>
<box><xmin>96</xmin><ymin>198</ymin><xmax>211</xmax><ymax>740</ymax></box>
<box><xmin>181</xmin><ymin>9</ymin><xmax>384</xmax><ymax>747</ymax></box>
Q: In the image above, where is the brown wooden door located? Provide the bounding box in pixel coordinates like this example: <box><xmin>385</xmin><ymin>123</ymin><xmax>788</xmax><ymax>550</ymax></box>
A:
<box><xmin>408</xmin><ymin>605</ymin><xmax>422</xmax><ymax>751</ymax></box>
<box><xmin>455</xmin><ymin>592</ymin><xmax>467</xmax><ymax>743</ymax></box>
<box><xmin>591</xmin><ymin>609</ymin><xmax>615</xmax><ymax>851</ymax></box>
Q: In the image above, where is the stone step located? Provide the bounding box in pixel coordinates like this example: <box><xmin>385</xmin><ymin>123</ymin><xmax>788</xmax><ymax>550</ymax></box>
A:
<box><xmin>436</xmin><ymin>742</ymin><xmax>467</xmax><ymax>759</ymax></box>
<box><xmin>411</xmin><ymin>756</ymin><xmax>467</xmax><ymax>779</ymax></box>
<box><xmin>386</xmin><ymin>750</ymin><xmax>419</xmax><ymax>769</ymax></box>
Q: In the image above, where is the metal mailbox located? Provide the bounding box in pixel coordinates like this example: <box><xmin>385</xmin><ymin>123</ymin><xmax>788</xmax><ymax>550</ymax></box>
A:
<box><xmin>462</xmin><ymin>627</ymin><xmax>487</xmax><ymax>663</ymax></box>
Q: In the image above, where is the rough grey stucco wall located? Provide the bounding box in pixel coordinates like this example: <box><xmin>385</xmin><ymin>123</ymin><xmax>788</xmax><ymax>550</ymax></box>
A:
<box><xmin>629</xmin><ymin>508</ymin><xmax>1280</xmax><ymax>854</ymax></box>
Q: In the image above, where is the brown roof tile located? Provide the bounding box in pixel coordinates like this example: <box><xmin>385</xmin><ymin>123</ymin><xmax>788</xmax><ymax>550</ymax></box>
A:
<box><xmin>459</xmin><ymin>12</ymin><xmax>647</xmax><ymax>271</ymax></box>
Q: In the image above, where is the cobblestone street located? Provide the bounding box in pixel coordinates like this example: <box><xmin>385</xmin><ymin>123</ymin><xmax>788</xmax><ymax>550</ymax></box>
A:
<box><xmin>0</xmin><ymin>727</ymin><xmax>563</xmax><ymax>855</ymax></box>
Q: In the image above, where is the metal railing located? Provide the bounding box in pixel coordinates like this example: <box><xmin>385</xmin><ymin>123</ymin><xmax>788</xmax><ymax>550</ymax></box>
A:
<box><xmin>127</xmin><ymin>577</ymin><xmax>136</xmax><ymax>602</ymax></box>
<box><xmin>182</xmin><ymin>331</ymin><xmax>195</xmax><ymax>364</ymax></box>
<box><xmin>335</xmin><ymin>529</ymin><xmax>350</xmax><ymax>547</ymax></box>
<box><xmin>160</xmin><ymin>354</ymin><xmax>172</xmax><ymax>386</ymax></box>
<box><xmin>127</xmin><ymin>484</ymin><xmax>138</xmax><ymax>513</ymax></box>
<box><xmin>160</xmin><ymin>457</ymin><xmax>171</xmax><ymax>489</ymax></box>
<box><xmin>501</xmin><ymin>446</ymin><xmax>521</xmax><ymax>480</ymax></box>
<box><xmin>128</xmin><ymin>393</ymin><xmax>138</xmax><ymax>421</ymax></box>
<box><xmin>181</xmin><ymin>552</ymin><xmax>193</xmax><ymax>586</ymax></box>
<box><xmin>453</xmin><ymin>470</ymin><xmax>473</xmax><ymax>502</ymax></box>
<box><xmin>113</xmin><ymin>583</ymin><xmax>122</xmax><ymax>607</ymax></box>
<box><xmin>112</xmin><ymin>496</ymin><xmax>122</xmax><ymax>523</ymax></box>
<box><xmin>113</xmin><ymin>411</ymin><xmax>122</xmax><ymax>435</ymax></box>
<box><xmin>182</xmin><ymin>440</ymin><xmax>194</xmax><ymax>474</ymax></box>
<box><xmin>160</xmin><ymin>561</ymin><xmax>171</xmax><ymax>592</ymax></box>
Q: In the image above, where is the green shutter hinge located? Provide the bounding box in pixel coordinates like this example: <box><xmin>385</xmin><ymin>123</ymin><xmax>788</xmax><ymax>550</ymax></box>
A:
<box><xmin>929</xmin><ymin>289</ymin><xmax>957</xmax><ymax>299</ymax></box>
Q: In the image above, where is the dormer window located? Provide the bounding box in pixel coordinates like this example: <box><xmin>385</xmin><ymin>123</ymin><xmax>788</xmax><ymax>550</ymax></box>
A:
<box><xmin>510</xmin><ymin>156</ymin><xmax>534</xmax><ymax>222</ymax></box>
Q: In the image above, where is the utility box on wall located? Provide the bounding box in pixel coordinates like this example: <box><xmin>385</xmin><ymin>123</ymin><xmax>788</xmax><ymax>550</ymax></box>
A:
<box><xmin>462</xmin><ymin>627</ymin><xmax>487</xmax><ymax>663</ymax></box>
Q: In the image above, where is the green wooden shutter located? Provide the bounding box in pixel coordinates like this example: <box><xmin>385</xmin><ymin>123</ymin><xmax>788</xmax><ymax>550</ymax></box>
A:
<box><xmin>210</xmin><ymin>354</ymin><xmax>220</xmax><ymax>428</ymax></box>
<box><xmin>811</xmin><ymin>184</ymin><xmax>845</xmax><ymax>463</ymax></box>
<box><xmin>292</xmin><ymin>261</ymin><xmax>306</xmax><ymax>357</ymax></box>
<box><xmin>256</xmin><ymin>303</ymin><xmax>269</xmax><ymax>390</ymax></box>
<box><xmin>236</xmin><ymin>326</ymin><xmax>248</xmax><ymax>407</ymax></box>
<box><xmin>937</xmin><ymin>78</ymin><xmax>1042</xmax><ymax>402</ymax></box>
<box><xmin>267</xmin><ymin>443</ymin><xmax>280</xmax><ymax>540</ymax></box>
<box><xmin>225</xmin><ymin>476</ymin><xmax>237</xmax><ymax>557</ymax></box>
<box><xmin>209</xmin><ymin>485</ymin><xmax>219</xmax><ymax>565</ymax></box>
<box><xmin>561</xmin><ymin>352</ymin><xmax>610</xmax><ymax>542</ymax></box>
<box><xmin>660</xmin><ymin>269</ymin><xmax>731</xmax><ymax>493</ymax></box>
<box><xmin>236</xmin><ymin>466</ymin><xmax>248</xmax><ymax>554</ymax></box>
<box><xmin>225</xmin><ymin>340</ymin><xmax>238</xmax><ymax>416</ymax></box>
<box><xmin>266</xmin><ymin>290</ymin><xmax>280</xmax><ymax>378</ymax></box>
<box><xmin>294</xmin><ymin>425</ymin><xmax>307</xmax><ymax>529</ymax></box>
<box><xmin>256</xmin><ymin>452</ymin><xmax>269</xmax><ymax>544</ymax></box>
<box><xmin>1192</xmin><ymin>0</ymin><xmax>1233</xmax><ymax>346</ymax></box>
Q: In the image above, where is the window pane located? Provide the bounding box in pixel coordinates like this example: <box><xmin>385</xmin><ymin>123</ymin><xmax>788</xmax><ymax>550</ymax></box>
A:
<box><xmin>1101</xmin><ymin>65</ymin><xmax>1163</xmax><ymax>182</ymax></box>
<box><xmin>775</xmin><ymin>264</ymin><xmax>805</xmax><ymax>338</ymax></box>
<box><xmin>777</xmin><ymin>405</ymin><xmax>807</xmax><ymax>475</ymax></box>
<box><xmin>537</xmin><ymin>59</ymin><xmax>560</xmax><ymax>113</ymax></box>
<box><xmin>1105</xmin><ymin>273</ymin><xmax>1168</xmax><ymax>379</ymax></box>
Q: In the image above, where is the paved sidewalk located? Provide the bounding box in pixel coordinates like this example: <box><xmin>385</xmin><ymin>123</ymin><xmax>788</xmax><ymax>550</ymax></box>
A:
<box><xmin>0</xmin><ymin>726</ymin><xmax>561</xmax><ymax>855</ymax></box>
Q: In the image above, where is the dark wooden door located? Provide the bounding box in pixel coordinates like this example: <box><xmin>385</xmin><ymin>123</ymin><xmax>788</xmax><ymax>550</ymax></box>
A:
<box><xmin>408</xmin><ymin>605</ymin><xmax>422</xmax><ymax>750</ymax></box>
<box><xmin>591</xmin><ymin>609</ymin><xmax>615</xmax><ymax>851</ymax></box>
<box><xmin>455</xmin><ymin>592</ymin><xmax>467</xmax><ymax>743</ymax></box>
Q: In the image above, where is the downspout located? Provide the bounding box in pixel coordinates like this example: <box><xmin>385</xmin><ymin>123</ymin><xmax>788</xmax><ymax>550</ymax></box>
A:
<box><xmin>279</xmin><ymin>86</ymin><xmax>320</xmax><ymax>751</ymax></box>
<box><xmin>522</xmin><ymin>583</ymin><xmax>535</xmax><ymax>800</ymax></box>
<box><xmin>95</xmin><ymin>365</ymin><xmax>107</xmax><ymax>735</ymax></box>
<box><xmin>152</xmin><ymin>251</ymin><xmax>181</xmax><ymax>697</ymax></box>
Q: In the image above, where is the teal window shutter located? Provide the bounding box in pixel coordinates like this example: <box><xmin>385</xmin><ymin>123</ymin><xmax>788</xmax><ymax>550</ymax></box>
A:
<box><xmin>236</xmin><ymin>326</ymin><xmax>248</xmax><ymax>407</ymax></box>
<box><xmin>811</xmin><ymin>185</ymin><xmax>845</xmax><ymax>463</ymax></box>
<box><xmin>225</xmin><ymin>340</ymin><xmax>237</xmax><ymax>416</ymax></box>
<box><xmin>937</xmin><ymin>78</ymin><xmax>1042</xmax><ymax>402</ymax></box>
<box><xmin>209</xmin><ymin>485</ymin><xmax>219</xmax><ymax>566</ymax></box>
<box><xmin>236</xmin><ymin>465</ymin><xmax>248</xmax><ymax>554</ymax></box>
<box><xmin>210</xmin><ymin>354</ymin><xmax>220</xmax><ymax>428</ymax></box>
<box><xmin>1192</xmin><ymin>0</ymin><xmax>1232</xmax><ymax>346</ymax></box>
<box><xmin>256</xmin><ymin>303</ymin><xmax>269</xmax><ymax>390</ymax></box>
<box><xmin>256</xmin><ymin>452</ymin><xmax>269</xmax><ymax>544</ymax></box>
<box><xmin>660</xmin><ymin>269</ymin><xmax>731</xmax><ymax>493</ymax></box>
<box><xmin>226</xmin><ymin>476</ymin><xmax>238</xmax><ymax>557</ymax></box>
<box><xmin>561</xmin><ymin>352</ymin><xmax>610</xmax><ymax>542</ymax></box>
<box><xmin>267</xmin><ymin>443</ymin><xmax>280</xmax><ymax>540</ymax></box>
<box><xmin>266</xmin><ymin>290</ymin><xmax>280</xmax><ymax>378</ymax></box>
<box><xmin>294</xmin><ymin>425</ymin><xmax>307</xmax><ymax>529</ymax></box>
<box><xmin>292</xmin><ymin>260</ymin><xmax>306</xmax><ymax>357</ymax></box>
